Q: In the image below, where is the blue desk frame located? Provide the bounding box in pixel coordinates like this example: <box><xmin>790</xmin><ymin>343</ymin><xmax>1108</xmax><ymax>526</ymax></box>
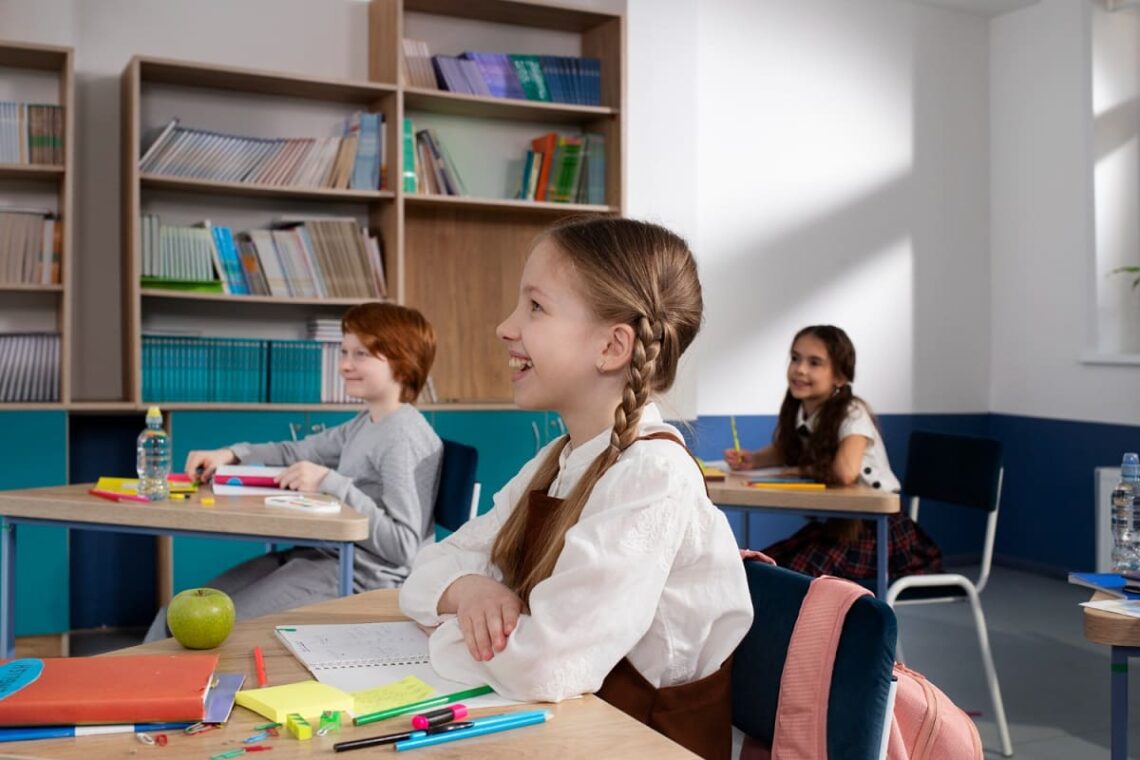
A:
<box><xmin>1111</xmin><ymin>645</ymin><xmax>1140</xmax><ymax>760</ymax></box>
<box><xmin>725</xmin><ymin>506</ymin><xmax>891</xmax><ymax>600</ymax></box>
<box><xmin>0</xmin><ymin>516</ymin><xmax>355</xmax><ymax>659</ymax></box>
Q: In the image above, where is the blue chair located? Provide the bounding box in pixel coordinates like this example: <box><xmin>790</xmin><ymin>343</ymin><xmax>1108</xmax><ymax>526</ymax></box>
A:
<box><xmin>887</xmin><ymin>430</ymin><xmax>1012</xmax><ymax>757</ymax></box>
<box><xmin>434</xmin><ymin>439</ymin><xmax>480</xmax><ymax>533</ymax></box>
<box><xmin>733</xmin><ymin>561</ymin><xmax>897</xmax><ymax>760</ymax></box>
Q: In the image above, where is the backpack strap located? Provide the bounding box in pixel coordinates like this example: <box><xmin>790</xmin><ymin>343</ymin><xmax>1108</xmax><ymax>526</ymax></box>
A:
<box><xmin>771</xmin><ymin>576</ymin><xmax>872</xmax><ymax>759</ymax></box>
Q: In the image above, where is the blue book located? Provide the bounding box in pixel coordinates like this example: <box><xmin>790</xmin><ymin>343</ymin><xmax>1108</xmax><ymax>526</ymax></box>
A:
<box><xmin>1068</xmin><ymin>572</ymin><xmax>1140</xmax><ymax>600</ymax></box>
<box><xmin>350</xmin><ymin>112</ymin><xmax>381</xmax><ymax>190</ymax></box>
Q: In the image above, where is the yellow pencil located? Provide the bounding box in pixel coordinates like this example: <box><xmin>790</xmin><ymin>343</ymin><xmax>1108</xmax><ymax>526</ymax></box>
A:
<box><xmin>730</xmin><ymin>416</ymin><xmax>741</xmax><ymax>452</ymax></box>
<box><xmin>748</xmin><ymin>482</ymin><xmax>826</xmax><ymax>491</ymax></box>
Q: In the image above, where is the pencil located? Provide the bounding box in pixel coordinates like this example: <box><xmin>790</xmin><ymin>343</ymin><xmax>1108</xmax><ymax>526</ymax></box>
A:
<box><xmin>730</xmin><ymin>416</ymin><xmax>741</xmax><ymax>452</ymax></box>
<box><xmin>748</xmin><ymin>482</ymin><xmax>826</xmax><ymax>491</ymax></box>
<box><xmin>253</xmin><ymin>646</ymin><xmax>267</xmax><ymax>688</ymax></box>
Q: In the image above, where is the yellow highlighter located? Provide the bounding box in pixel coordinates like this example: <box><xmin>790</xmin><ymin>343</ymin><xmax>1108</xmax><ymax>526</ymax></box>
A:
<box><xmin>748</xmin><ymin>481</ymin><xmax>826</xmax><ymax>491</ymax></box>
<box><xmin>729</xmin><ymin>416</ymin><xmax>742</xmax><ymax>452</ymax></box>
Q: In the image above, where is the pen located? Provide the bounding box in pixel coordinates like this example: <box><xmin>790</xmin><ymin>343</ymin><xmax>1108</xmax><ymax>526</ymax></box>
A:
<box><xmin>394</xmin><ymin>710</ymin><xmax>552</xmax><ymax>751</ymax></box>
<box><xmin>730</xmin><ymin>415</ymin><xmax>742</xmax><ymax>452</ymax></box>
<box><xmin>748</xmin><ymin>482</ymin><xmax>826</xmax><ymax>491</ymax></box>
<box><xmin>333</xmin><ymin>721</ymin><xmax>474</xmax><ymax>752</ymax></box>
<box><xmin>253</xmin><ymin>645</ymin><xmax>267</xmax><ymax>687</ymax></box>
<box><xmin>354</xmin><ymin>684</ymin><xmax>493</xmax><ymax>726</ymax></box>
<box><xmin>0</xmin><ymin>722</ymin><xmax>194</xmax><ymax>743</ymax></box>
<box><xmin>89</xmin><ymin>488</ymin><xmax>152</xmax><ymax>504</ymax></box>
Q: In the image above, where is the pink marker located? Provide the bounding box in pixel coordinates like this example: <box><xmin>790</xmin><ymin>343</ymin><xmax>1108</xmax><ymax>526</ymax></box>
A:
<box><xmin>411</xmin><ymin>704</ymin><xmax>468</xmax><ymax>730</ymax></box>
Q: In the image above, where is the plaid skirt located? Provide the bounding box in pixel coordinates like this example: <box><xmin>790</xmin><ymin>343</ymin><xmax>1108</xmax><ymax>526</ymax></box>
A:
<box><xmin>762</xmin><ymin>514</ymin><xmax>942</xmax><ymax>580</ymax></box>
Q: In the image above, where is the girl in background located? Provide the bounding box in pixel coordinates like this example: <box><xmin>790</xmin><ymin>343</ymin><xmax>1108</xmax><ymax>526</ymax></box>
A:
<box><xmin>725</xmin><ymin>325</ymin><xmax>941</xmax><ymax>579</ymax></box>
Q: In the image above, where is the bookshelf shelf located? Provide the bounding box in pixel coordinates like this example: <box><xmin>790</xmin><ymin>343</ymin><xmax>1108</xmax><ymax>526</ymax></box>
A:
<box><xmin>403</xmin><ymin>87</ymin><xmax>617</xmax><ymax>123</ymax></box>
<box><xmin>140</xmin><ymin>174</ymin><xmax>396</xmax><ymax>203</ymax></box>
<box><xmin>140</xmin><ymin>289</ymin><xmax>374</xmax><ymax>306</ymax></box>
<box><xmin>404</xmin><ymin>194</ymin><xmax>617</xmax><ymax>214</ymax></box>
<box><xmin>0</xmin><ymin>41</ymin><xmax>73</xmax><ymax>405</ymax></box>
<box><xmin>0</xmin><ymin>283</ymin><xmax>64</xmax><ymax>293</ymax></box>
<box><xmin>403</xmin><ymin>0</ymin><xmax>617</xmax><ymax>32</ymax></box>
<box><xmin>137</xmin><ymin>57</ymin><xmax>397</xmax><ymax>103</ymax></box>
<box><xmin>0</xmin><ymin>164</ymin><xmax>64</xmax><ymax>181</ymax></box>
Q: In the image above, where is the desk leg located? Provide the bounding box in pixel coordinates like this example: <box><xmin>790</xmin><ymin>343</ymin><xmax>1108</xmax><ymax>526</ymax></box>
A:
<box><xmin>1112</xmin><ymin>646</ymin><xmax>1128</xmax><ymax>760</ymax></box>
<box><xmin>741</xmin><ymin>510</ymin><xmax>751</xmax><ymax>549</ymax></box>
<box><xmin>338</xmin><ymin>542</ymin><xmax>354</xmax><ymax>596</ymax></box>
<box><xmin>875</xmin><ymin>515</ymin><xmax>888</xmax><ymax>600</ymax></box>
<box><xmin>1</xmin><ymin>521</ymin><xmax>14</xmax><ymax>659</ymax></box>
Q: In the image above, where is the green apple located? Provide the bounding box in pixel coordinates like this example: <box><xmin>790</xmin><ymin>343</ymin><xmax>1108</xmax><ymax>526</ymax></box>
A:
<box><xmin>167</xmin><ymin>588</ymin><xmax>235</xmax><ymax>649</ymax></box>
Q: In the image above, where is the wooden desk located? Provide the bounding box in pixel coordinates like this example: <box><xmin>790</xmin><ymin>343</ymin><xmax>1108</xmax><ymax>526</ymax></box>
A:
<box><xmin>0</xmin><ymin>484</ymin><xmax>369</xmax><ymax>658</ymax></box>
<box><xmin>0</xmin><ymin>589</ymin><xmax>695</xmax><ymax>759</ymax></box>
<box><xmin>1083</xmin><ymin>591</ymin><xmax>1140</xmax><ymax>760</ymax></box>
<box><xmin>707</xmin><ymin>475</ymin><xmax>900</xmax><ymax>598</ymax></box>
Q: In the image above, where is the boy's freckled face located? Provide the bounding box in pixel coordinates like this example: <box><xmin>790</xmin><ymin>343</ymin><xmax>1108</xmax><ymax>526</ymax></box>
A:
<box><xmin>338</xmin><ymin>331</ymin><xmax>399</xmax><ymax>401</ymax></box>
<box><xmin>495</xmin><ymin>240</ymin><xmax>608</xmax><ymax>412</ymax></box>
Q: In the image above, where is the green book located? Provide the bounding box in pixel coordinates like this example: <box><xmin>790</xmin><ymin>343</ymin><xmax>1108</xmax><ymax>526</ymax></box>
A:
<box><xmin>402</xmin><ymin>117</ymin><xmax>417</xmax><ymax>192</ymax></box>
<box><xmin>141</xmin><ymin>276</ymin><xmax>224</xmax><ymax>293</ymax></box>
<box><xmin>507</xmin><ymin>55</ymin><xmax>551</xmax><ymax>102</ymax></box>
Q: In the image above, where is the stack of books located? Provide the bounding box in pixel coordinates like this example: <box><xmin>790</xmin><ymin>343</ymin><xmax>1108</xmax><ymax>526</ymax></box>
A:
<box><xmin>0</xmin><ymin>103</ymin><xmax>64</xmax><ymax>165</ymax></box>
<box><xmin>138</xmin><ymin>112</ymin><xmax>386</xmax><ymax>191</ymax></box>
<box><xmin>516</xmin><ymin>132</ymin><xmax>605</xmax><ymax>205</ymax></box>
<box><xmin>308</xmin><ymin>319</ymin><xmax>355</xmax><ymax>404</ymax></box>
<box><xmin>141</xmin><ymin>334</ymin><xmax>358</xmax><ymax>404</ymax></box>
<box><xmin>400</xmin><ymin>40</ymin><xmax>601</xmax><ymax>105</ymax></box>
<box><xmin>0</xmin><ymin>332</ymin><xmax>60</xmax><ymax>402</ymax></box>
<box><xmin>0</xmin><ymin>208</ymin><xmax>61</xmax><ymax>285</ymax></box>
<box><xmin>410</xmin><ymin>128</ymin><xmax>467</xmax><ymax>196</ymax></box>
<box><xmin>140</xmin><ymin>216</ymin><xmax>386</xmax><ymax>299</ymax></box>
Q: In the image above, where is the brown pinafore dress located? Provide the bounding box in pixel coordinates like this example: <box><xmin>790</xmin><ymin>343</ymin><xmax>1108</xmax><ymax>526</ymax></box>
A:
<box><xmin>517</xmin><ymin>433</ymin><xmax>733</xmax><ymax>760</ymax></box>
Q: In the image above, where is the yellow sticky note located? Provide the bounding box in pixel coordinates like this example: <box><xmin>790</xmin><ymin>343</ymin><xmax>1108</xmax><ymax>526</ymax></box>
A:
<box><xmin>234</xmin><ymin>681</ymin><xmax>353</xmax><ymax>724</ymax></box>
<box><xmin>351</xmin><ymin>676</ymin><xmax>435</xmax><ymax>715</ymax></box>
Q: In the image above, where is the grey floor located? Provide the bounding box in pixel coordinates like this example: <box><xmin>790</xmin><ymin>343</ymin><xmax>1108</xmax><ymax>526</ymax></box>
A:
<box><xmin>72</xmin><ymin>567</ymin><xmax>1133</xmax><ymax>758</ymax></box>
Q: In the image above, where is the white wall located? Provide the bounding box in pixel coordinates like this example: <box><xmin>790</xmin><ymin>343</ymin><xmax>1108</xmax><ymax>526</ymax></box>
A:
<box><xmin>693</xmin><ymin>0</ymin><xmax>992</xmax><ymax>416</ymax></box>
<box><xmin>990</xmin><ymin>0</ymin><xmax>1140</xmax><ymax>424</ymax></box>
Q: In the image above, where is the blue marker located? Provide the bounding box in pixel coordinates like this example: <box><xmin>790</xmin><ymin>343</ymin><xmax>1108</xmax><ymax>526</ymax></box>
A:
<box><xmin>394</xmin><ymin>710</ymin><xmax>552</xmax><ymax>751</ymax></box>
<box><xmin>0</xmin><ymin>722</ymin><xmax>194</xmax><ymax>743</ymax></box>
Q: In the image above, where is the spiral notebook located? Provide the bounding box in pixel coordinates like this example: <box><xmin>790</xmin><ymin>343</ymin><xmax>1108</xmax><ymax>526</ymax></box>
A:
<box><xmin>274</xmin><ymin>623</ymin><xmax>518</xmax><ymax>709</ymax></box>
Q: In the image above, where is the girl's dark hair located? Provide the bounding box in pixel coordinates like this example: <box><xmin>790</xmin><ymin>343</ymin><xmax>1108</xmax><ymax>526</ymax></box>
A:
<box><xmin>773</xmin><ymin>325</ymin><xmax>869</xmax><ymax>484</ymax></box>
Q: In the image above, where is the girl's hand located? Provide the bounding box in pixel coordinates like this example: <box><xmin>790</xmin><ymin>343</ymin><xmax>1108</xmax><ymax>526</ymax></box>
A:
<box><xmin>442</xmin><ymin>575</ymin><xmax>523</xmax><ymax>662</ymax></box>
<box><xmin>724</xmin><ymin>448</ymin><xmax>754</xmax><ymax>470</ymax></box>
<box><xmin>740</xmin><ymin>549</ymin><xmax>777</xmax><ymax>565</ymax></box>
<box><xmin>276</xmin><ymin>461</ymin><xmax>330</xmax><ymax>492</ymax></box>
<box><xmin>185</xmin><ymin>449</ymin><xmax>235</xmax><ymax>483</ymax></box>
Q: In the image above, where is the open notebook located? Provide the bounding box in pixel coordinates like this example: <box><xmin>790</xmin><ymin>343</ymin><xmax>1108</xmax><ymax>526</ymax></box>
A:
<box><xmin>274</xmin><ymin>622</ymin><xmax>519</xmax><ymax>709</ymax></box>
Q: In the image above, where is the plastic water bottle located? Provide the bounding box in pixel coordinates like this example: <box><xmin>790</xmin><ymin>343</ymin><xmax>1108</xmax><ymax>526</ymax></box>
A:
<box><xmin>136</xmin><ymin>406</ymin><xmax>170</xmax><ymax>500</ymax></box>
<box><xmin>1112</xmin><ymin>452</ymin><xmax>1140</xmax><ymax>571</ymax></box>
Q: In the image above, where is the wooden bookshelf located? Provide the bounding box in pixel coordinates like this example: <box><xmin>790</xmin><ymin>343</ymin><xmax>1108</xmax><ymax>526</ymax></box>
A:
<box><xmin>371</xmin><ymin>0</ymin><xmax>625</xmax><ymax>402</ymax></box>
<box><xmin>122</xmin><ymin>56</ymin><xmax>401</xmax><ymax>407</ymax></box>
<box><xmin>0</xmin><ymin>41</ymin><xmax>74</xmax><ymax>405</ymax></box>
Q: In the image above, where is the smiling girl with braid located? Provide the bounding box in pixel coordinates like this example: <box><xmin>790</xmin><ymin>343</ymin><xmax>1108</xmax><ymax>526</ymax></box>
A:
<box><xmin>400</xmin><ymin>218</ymin><xmax>752</xmax><ymax>759</ymax></box>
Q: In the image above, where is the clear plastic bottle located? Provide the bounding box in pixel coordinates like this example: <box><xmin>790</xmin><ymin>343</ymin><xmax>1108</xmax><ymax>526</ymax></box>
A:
<box><xmin>1112</xmin><ymin>452</ymin><xmax>1140</xmax><ymax>571</ymax></box>
<box><xmin>136</xmin><ymin>406</ymin><xmax>170</xmax><ymax>500</ymax></box>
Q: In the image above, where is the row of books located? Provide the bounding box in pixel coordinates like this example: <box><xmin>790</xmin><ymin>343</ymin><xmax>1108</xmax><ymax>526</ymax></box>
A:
<box><xmin>0</xmin><ymin>209</ymin><xmax>61</xmax><ymax>285</ymax></box>
<box><xmin>409</xmin><ymin>128</ymin><xmax>467</xmax><ymax>197</ymax></box>
<box><xmin>308</xmin><ymin>319</ymin><xmax>354</xmax><ymax>404</ymax></box>
<box><xmin>0</xmin><ymin>103</ymin><xmax>64</xmax><ymax>165</ymax></box>
<box><xmin>142</xmin><ymin>336</ymin><xmax>356</xmax><ymax>404</ymax></box>
<box><xmin>141</xmin><ymin>216</ymin><xmax>387</xmax><ymax>299</ymax></box>
<box><xmin>0</xmin><ymin>332</ymin><xmax>60</xmax><ymax>402</ymax></box>
<box><xmin>138</xmin><ymin>112</ymin><xmax>386</xmax><ymax>190</ymax></box>
<box><xmin>402</xmin><ymin>40</ymin><xmax>602</xmax><ymax>106</ymax></box>
<box><xmin>517</xmin><ymin>132</ymin><xmax>605</xmax><ymax>205</ymax></box>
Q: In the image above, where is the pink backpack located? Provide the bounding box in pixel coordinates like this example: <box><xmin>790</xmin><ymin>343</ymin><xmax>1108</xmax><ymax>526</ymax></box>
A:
<box><xmin>742</xmin><ymin>575</ymin><xmax>982</xmax><ymax>760</ymax></box>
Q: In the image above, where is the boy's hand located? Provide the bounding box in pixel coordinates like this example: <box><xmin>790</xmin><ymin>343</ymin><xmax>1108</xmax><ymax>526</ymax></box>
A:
<box><xmin>724</xmin><ymin>448</ymin><xmax>754</xmax><ymax>470</ymax></box>
<box><xmin>276</xmin><ymin>460</ymin><xmax>331</xmax><ymax>492</ymax></box>
<box><xmin>441</xmin><ymin>575</ymin><xmax>523</xmax><ymax>663</ymax></box>
<box><xmin>185</xmin><ymin>449</ymin><xmax>235</xmax><ymax>483</ymax></box>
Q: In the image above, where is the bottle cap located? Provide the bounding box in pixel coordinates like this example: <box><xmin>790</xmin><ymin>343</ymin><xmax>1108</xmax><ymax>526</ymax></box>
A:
<box><xmin>146</xmin><ymin>406</ymin><xmax>162</xmax><ymax>420</ymax></box>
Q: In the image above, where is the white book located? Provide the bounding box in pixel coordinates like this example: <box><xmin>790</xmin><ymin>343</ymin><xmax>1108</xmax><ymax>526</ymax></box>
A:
<box><xmin>275</xmin><ymin>622</ymin><xmax>521</xmax><ymax>708</ymax></box>
<box><xmin>213</xmin><ymin>464</ymin><xmax>290</xmax><ymax>495</ymax></box>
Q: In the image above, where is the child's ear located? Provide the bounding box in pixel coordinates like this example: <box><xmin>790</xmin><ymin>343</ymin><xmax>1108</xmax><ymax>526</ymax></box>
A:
<box><xmin>599</xmin><ymin>323</ymin><xmax>636</xmax><ymax>372</ymax></box>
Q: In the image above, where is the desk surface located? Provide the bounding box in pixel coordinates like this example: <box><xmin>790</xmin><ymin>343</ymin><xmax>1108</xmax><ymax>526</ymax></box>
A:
<box><xmin>0</xmin><ymin>484</ymin><xmax>370</xmax><ymax>542</ymax></box>
<box><xmin>707</xmin><ymin>474</ymin><xmax>900</xmax><ymax>514</ymax></box>
<box><xmin>0</xmin><ymin>590</ymin><xmax>695</xmax><ymax>759</ymax></box>
<box><xmin>1083</xmin><ymin>591</ymin><xmax>1140</xmax><ymax>647</ymax></box>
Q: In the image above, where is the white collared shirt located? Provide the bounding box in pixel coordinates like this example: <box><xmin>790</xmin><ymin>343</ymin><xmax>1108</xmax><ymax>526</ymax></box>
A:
<box><xmin>399</xmin><ymin>403</ymin><xmax>754</xmax><ymax>702</ymax></box>
<box><xmin>796</xmin><ymin>400</ymin><xmax>901</xmax><ymax>492</ymax></box>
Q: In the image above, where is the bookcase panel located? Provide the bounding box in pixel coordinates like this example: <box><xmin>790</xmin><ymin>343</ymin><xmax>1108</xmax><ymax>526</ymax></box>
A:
<box><xmin>405</xmin><ymin>206</ymin><xmax>562</xmax><ymax>402</ymax></box>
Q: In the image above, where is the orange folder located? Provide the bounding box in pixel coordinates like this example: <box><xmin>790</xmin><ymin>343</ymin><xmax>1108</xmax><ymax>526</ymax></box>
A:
<box><xmin>0</xmin><ymin>654</ymin><xmax>218</xmax><ymax>725</ymax></box>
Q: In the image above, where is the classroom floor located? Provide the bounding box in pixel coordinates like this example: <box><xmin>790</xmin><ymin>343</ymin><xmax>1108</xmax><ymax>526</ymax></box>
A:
<box><xmin>74</xmin><ymin>567</ymin><xmax>1133</xmax><ymax>758</ymax></box>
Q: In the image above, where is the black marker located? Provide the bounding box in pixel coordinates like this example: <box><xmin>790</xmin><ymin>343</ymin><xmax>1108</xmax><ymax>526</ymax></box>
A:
<box><xmin>332</xmin><ymin>721</ymin><xmax>474</xmax><ymax>752</ymax></box>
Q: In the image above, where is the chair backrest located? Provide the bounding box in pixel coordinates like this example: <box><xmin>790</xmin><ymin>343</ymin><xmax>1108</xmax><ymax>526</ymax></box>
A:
<box><xmin>433</xmin><ymin>439</ymin><xmax>479</xmax><ymax>533</ymax></box>
<box><xmin>732</xmin><ymin>562</ymin><xmax>897</xmax><ymax>760</ymax></box>
<box><xmin>903</xmin><ymin>431</ymin><xmax>1003</xmax><ymax>512</ymax></box>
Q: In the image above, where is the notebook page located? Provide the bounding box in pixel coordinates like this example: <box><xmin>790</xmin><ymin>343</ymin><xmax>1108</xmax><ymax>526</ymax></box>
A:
<box><xmin>276</xmin><ymin>622</ymin><xmax>429</xmax><ymax>670</ymax></box>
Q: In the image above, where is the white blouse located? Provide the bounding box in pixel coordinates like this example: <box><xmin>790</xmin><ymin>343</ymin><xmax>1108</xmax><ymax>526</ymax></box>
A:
<box><xmin>399</xmin><ymin>403</ymin><xmax>754</xmax><ymax>703</ymax></box>
<box><xmin>796</xmin><ymin>400</ymin><xmax>901</xmax><ymax>492</ymax></box>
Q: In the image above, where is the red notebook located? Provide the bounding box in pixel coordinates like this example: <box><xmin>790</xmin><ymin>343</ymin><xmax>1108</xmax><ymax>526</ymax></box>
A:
<box><xmin>0</xmin><ymin>654</ymin><xmax>218</xmax><ymax>725</ymax></box>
